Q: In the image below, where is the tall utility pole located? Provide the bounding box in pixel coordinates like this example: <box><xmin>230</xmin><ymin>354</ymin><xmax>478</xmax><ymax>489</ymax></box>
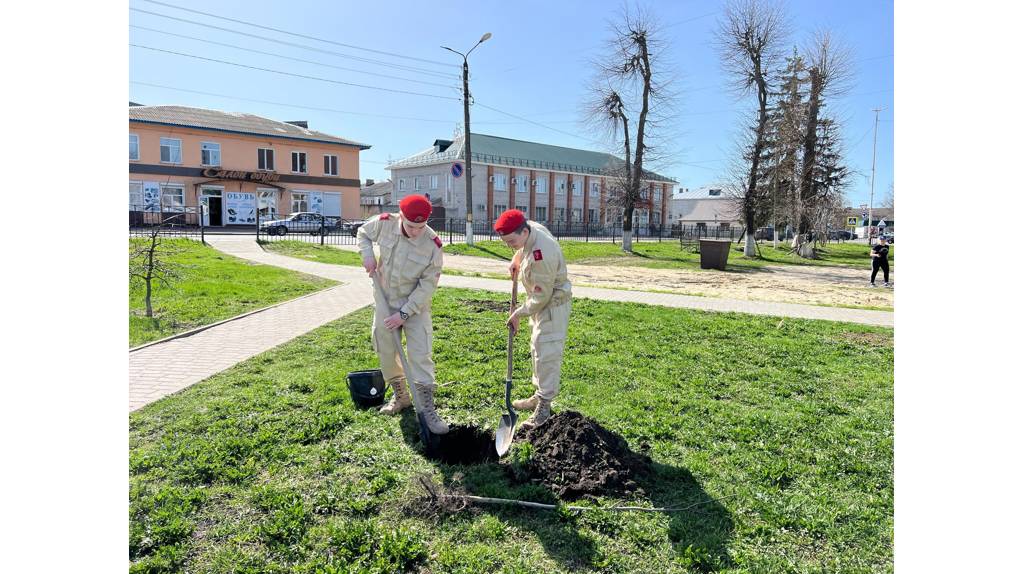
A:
<box><xmin>868</xmin><ymin>107</ymin><xmax>882</xmax><ymax>246</ymax></box>
<box><xmin>442</xmin><ymin>33</ymin><xmax>491</xmax><ymax>246</ymax></box>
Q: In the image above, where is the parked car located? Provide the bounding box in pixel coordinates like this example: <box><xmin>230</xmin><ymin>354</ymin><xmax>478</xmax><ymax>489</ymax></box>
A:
<box><xmin>881</xmin><ymin>232</ymin><xmax>894</xmax><ymax>243</ymax></box>
<box><xmin>827</xmin><ymin>230</ymin><xmax>855</xmax><ymax>240</ymax></box>
<box><xmin>338</xmin><ymin>218</ymin><xmax>368</xmax><ymax>237</ymax></box>
<box><xmin>259</xmin><ymin>212</ymin><xmax>339</xmax><ymax>236</ymax></box>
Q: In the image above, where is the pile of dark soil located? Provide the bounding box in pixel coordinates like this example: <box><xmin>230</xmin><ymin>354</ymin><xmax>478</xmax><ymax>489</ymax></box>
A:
<box><xmin>426</xmin><ymin>424</ymin><xmax>498</xmax><ymax>465</ymax></box>
<box><xmin>463</xmin><ymin>300</ymin><xmax>510</xmax><ymax>314</ymax></box>
<box><xmin>517</xmin><ymin>411</ymin><xmax>652</xmax><ymax>499</ymax></box>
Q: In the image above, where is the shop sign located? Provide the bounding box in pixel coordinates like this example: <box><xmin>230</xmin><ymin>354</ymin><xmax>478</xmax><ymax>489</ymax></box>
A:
<box><xmin>202</xmin><ymin>168</ymin><xmax>281</xmax><ymax>183</ymax></box>
<box><xmin>225</xmin><ymin>192</ymin><xmax>256</xmax><ymax>225</ymax></box>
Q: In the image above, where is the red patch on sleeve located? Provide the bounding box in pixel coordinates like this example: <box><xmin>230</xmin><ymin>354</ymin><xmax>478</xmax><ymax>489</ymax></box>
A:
<box><xmin>533</xmin><ymin>249</ymin><xmax>543</xmax><ymax>261</ymax></box>
<box><xmin>433</xmin><ymin>236</ymin><xmax>443</xmax><ymax>248</ymax></box>
<box><xmin>534</xmin><ymin>285</ymin><xmax>543</xmax><ymax>293</ymax></box>
<box><xmin>380</xmin><ymin>212</ymin><xmax>390</xmax><ymax>220</ymax></box>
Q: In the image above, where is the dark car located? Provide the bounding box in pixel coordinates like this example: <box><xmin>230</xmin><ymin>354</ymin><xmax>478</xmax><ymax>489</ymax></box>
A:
<box><xmin>828</xmin><ymin>230</ymin><xmax>854</xmax><ymax>240</ymax></box>
<box><xmin>338</xmin><ymin>219</ymin><xmax>368</xmax><ymax>237</ymax></box>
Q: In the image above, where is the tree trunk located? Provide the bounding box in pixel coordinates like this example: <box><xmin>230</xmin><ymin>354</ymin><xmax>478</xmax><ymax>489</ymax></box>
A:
<box><xmin>145</xmin><ymin>278</ymin><xmax>153</xmax><ymax>318</ymax></box>
<box><xmin>622</xmin><ymin>206</ymin><xmax>635</xmax><ymax>252</ymax></box>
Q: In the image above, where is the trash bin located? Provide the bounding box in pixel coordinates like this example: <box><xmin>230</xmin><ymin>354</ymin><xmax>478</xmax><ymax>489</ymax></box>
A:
<box><xmin>347</xmin><ymin>369</ymin><xmax>386</xmax><ymax>409</ymax></box>
<box><xmin>698</xmin><ymin>239</ymin><xmax>731</xmax><ymax>270</ymax></box>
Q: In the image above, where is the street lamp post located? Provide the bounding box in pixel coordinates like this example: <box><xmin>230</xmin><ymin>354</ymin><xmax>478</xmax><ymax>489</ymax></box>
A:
<box><xmin>442</xmin><ymin>32</ymin><xmax>491</xmax><ymax>247</ymax></box>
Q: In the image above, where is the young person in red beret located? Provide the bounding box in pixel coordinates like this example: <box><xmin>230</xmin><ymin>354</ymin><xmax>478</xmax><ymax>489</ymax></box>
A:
<box><xmin>356</xmin><ymin>194</ymin><xmax>449</xmax><ymax>434</ymax></box>
<box><xmin>494</xmin><ymin>209</ymin><xmax>572</xmax><ymax>430</ymax></box>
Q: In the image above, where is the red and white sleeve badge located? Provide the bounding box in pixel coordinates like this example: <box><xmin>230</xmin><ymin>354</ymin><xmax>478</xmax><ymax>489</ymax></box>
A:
<box><xmin>533</xmin><ymin>249</ymin><xmax>543</xmax><ymax>261</ymax></box>
<box><xmin>433</xmin><ymin>236</ymin><xmax>443</xmax><ymax>248</ymax></box>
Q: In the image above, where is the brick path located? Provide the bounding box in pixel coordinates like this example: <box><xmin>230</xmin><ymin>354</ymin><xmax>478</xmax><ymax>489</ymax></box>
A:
<box><xmin>129</xmin><ymin>236</ymin><xmax>892</xmax><ymax>412</ymax></box>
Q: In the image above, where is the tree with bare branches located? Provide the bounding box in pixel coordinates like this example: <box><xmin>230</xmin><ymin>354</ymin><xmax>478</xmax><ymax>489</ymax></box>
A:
<box><xmin>130</xmin><ymin>220</ymin><xmax>188</xmax><ymax>318</ymax></box>
<box><xmin>584</xmin><ymin>3</ymin><xmax>675</xmax><ymax>252</ymax></box>
<box><xmin>717</xmin><ymin>0</ymin><xmax>790</xmax><ymax>256</ymax></box>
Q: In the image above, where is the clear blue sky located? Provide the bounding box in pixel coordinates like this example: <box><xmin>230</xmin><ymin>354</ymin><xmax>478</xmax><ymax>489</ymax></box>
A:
<box><xmin>129</xmin><ymin>0</ymin><xmax>893</xmax><ymax>208</ymax></box>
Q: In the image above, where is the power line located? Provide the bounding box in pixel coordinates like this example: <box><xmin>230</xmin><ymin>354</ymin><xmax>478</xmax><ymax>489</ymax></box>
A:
<box><xmin>129</xmin><ymin>25</ymin><xmax>457</xmax><ymax>90</ymax></box>
<box><xmin>129</xmin><ymin>81</ymin><xmax>460</xmax><ymax>124</ymax></box>
<box><xmin>129</xmin><ymin>44</ymin><xmax>460</xmax><ymax>101</ymax></box>
<box><xmin>129</xmin><ymin>7</ymin><xmax>459</xmax><ymax>80</ymax></box>
<box><xmin>140</xmin><ymin>0</ymin><xmax>458</xmax><ymax>69</ymax></box>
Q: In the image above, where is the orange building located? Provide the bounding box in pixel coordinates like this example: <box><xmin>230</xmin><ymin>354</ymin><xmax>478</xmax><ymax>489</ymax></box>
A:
<box><xmin>129</xmin><ymin>104</ymin><xmax>369</xmax><ymax>226</ymax></box>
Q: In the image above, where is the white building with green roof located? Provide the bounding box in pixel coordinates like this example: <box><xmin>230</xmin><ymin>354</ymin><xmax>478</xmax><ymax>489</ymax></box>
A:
<box><xmin>386</xmin><ymin>133</ymin><xmax>676</xmax><ymax>228</ymax></box>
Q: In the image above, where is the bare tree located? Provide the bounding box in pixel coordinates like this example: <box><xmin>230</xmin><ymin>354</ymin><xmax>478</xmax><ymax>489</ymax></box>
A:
<box><xmin>717</xmin><ymin>0</ymin><xmax>790</xmax><ymax>256</ymax></box>
<box><xmin>130</xmin><ymin>218</ymin><xmax>187</xmax><ymax>318</ymax></box>
<box><xmin>584</xmin><ymin>3</ymin><xmax>675</xmax><ymax>252</ymax></box>
<box><xmin>793</xmin><ymin>30</ymin><xmax>853</xmax><ymax>256</ymax></box>
<box><xmin>882</xmin><ymin>182</ymin><xmax>894</xmax><ymax>210</ymax></box>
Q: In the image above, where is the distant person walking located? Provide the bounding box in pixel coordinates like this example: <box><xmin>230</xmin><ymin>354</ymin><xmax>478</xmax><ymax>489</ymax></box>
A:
<box><xmin>870</xmin><ymin>236</ymin><xmax>891</xmax><ymax>287</ymax></box>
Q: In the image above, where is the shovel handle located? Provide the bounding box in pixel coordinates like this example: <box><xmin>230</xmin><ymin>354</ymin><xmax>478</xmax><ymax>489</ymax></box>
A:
<box><xmin>506</xmin><ymin>274</ymin><xmax>517</xmax><ymax>380</ymax></box>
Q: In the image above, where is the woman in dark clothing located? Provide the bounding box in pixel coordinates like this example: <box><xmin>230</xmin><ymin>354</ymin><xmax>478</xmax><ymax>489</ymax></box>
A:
<box><xmin>870</xmin><ymin>236</ymin><xmax>891</xmax><ymax>287</ymax></box>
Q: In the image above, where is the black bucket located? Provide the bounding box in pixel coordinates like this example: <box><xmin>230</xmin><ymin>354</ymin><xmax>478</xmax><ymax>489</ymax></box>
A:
<box><xmin>347</xmin><ymin>369</ymin><xmax>386</xmax><ymax>409</ymax></box>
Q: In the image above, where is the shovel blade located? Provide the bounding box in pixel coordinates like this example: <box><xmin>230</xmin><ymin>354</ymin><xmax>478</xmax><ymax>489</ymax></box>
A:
<box><xmin>495</xmin><ymin>413</ymin><xmax>517</xmax><ymax>456</ymax></box>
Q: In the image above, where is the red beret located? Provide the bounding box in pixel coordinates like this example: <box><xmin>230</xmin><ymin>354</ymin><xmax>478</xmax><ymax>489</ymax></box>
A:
<box><xmin>399</xmin><ymin>194</ymin><xmax>432</xmax><ymax>223</ymax></box>
<box><xmin>494</xmin><ymin>209</ymin><xmax>527</xmax><ymax>235</ymax></box>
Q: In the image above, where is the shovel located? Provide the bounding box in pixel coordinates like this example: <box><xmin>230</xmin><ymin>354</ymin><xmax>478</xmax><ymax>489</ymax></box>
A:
<box><xmin>370</xmin><ymin>273</ymin><xmax>442</xmax><ymax>454</ymax></box>
<box><xmin>495</xmin><ymin>275</ymin><xmax>519</xmax><ymax>456</ymax></box>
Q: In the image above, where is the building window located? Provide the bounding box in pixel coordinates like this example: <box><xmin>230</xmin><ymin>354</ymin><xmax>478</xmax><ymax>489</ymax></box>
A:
<box><xmin>590</xmin><ymin>182</ymin><xmax>599</xmax><ymax>197</ymax></box>
<box><xmin>129</xmin><ymin>181</ymin><xmax>142</xmax><ymax>209</ymax></box>
<box><xmin>555</xmin><ymin>207</ymin><xmax>566</xmax><ymax>221</ymax></box>
<box><xmin>516</xmin><ymin>175</ymin><xmax>528</xmax><ymax>194</ymax></box>
<box><xmin>258</xmin><ymin>148</ymin><xmax>275</xmax><ymax>171</ymax></box>
<box><xmin>516</xmin><ymin>204</ymin><xmax>528</xmax><ymax>213</ymax></box>
<box><xmin>414</xmin><ymin>177</ymin><xmax>422</xmax><ymax>190</ymax></box>
<box><xmin>494</xmin><ymin>203</ymin><xmax>507</xmax><ymax>214</ymax></box>
<box><xmin>492</xmin><ymin>173</ymin><xmax>507</xmax><ymax>191</ymax></box>
<box><xmin>536</xmin><ymin>177</ymin><xmax>547</xmax><ymax>194</ymax></box>
<box><xmin>291</xmin><ymin>152</ymin><xmax>308</xmax><ymax>173</ymax></box>
<box><xmin>201</xmin><ymin>142</ymin><xmax>221</xmax><ymax>166</ymax></box>
<box><xmin>429</xmin><ymin>175</ymin><xmax>439</xmax><ymax>189</ymax></box>
<box><xmin>708</xmin><ymin>188</ymin><xmax>722</xmax><ymax>196</ymax></box>
<box><xmin>588</xmin><ymin>208</ymin><xmax>597</xmax><ymax>222</ymax></box>
<box><xmin>160</xmin><ymin>184</ymin><xmax>185</xmax><ymax>212</ymax></box>
<box><xmin>556</xmin><ymin>177</ymin><xmax>566</xmax><ymax>195</ymax></box>
<box><xmin>572</xmin><ymin>180</ymin><xmax>582</xmax><ymax>196</ymax></box>
<box><xmin>259</xmin><ymin>190</ymin><xmax>278</xmax><ymax>220</ymax></box>
<box><xmin>535</xmin><ymin>206</ymin><xmax>547</xmax><ymax>221</ymax></box>
<box><xmin>159</xmin><ymin>137</ymin><xmax>181</xmax><ymax>164</ymax></box>
<box><xmin>399</xmin><ymin>179</ymin><xmax>407</xmax><ymax>191</ymax></box>
<box><xmin>129</xmin><ymin>134</ymin><xmax>139</xmax><ymax>161</ymax></box>
<box><xmin>572</xmin><ymin>208</ymin><xmax>582</xmax><ymax>222</ymax></box>
<box><xmin>654</xmin><ymin>189</ymin><xmax>662</xmax><ymax>202</ymax></box>
<box><xmin>324</xmin><ymin>155</ymin><xmax>338</xmax><ymax>176</ymax></box>
<box><xmin>719</xmin><ymin>222</ymin><xmax>731</xmax><ymax>230</ymax></box>
<box><xmin>696</xmin><ymin>222</ymin><xmax>707</xmax><ymax>232</ymax></box>
<box><xmin>292</xmin><ymin>192</ymin><xmax>309</xmax><ymax>213</ymax></box>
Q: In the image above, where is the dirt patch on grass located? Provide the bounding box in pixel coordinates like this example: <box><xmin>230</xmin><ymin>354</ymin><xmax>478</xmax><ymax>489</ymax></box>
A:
<box><xmin>461</xmin><ymin>300</ymin><xmax>511</xmax><ymax>314</ymax></box>
<box><xmin>839</xmin><ymin>331</ymin><xmax>893</xmax><ymax>347</ymax></box>
<box><xmin>517</xmin><ymin>411</ymin><xmax>651</xmax><ymax>500</ymax></box>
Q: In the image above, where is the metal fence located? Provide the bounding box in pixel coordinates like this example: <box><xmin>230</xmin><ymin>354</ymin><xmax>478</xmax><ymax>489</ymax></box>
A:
<box><xmin>438</xmin><ymin>218</ymin><xmax>686</xmax><ymax>244</ymax></box>
<box><xmin>129</xmin><ymin>205</ymin><xmax>205</xmax><ymax>241</ymax></box>
<box><xmin>255</xmin><ymin>212</ymin><xmax>360</xmax><ymax>246</ymax></box>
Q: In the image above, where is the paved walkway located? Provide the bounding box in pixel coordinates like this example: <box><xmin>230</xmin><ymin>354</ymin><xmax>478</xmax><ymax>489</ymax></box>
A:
<box><xmin>211</xmin><ymin>236</ymin><xmax>893</xmax><ymax>327</ymax></box>
<box><xmin>130</xmin><ymin>236</ymin><xmax>892</xmax><ymax>412</ymax></box>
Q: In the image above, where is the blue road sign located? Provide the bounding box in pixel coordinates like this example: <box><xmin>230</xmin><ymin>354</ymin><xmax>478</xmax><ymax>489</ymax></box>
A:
<box><xmin>451</xmin><ymin>163</ymin><xmax>464</xmax><ymax>178</ymax></box>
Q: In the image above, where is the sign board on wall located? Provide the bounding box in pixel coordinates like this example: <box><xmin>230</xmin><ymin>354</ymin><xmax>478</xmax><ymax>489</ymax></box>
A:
<box><xmin>225</xmin><ymin>192</ymin><xmax>256</xmax><ymax>225</ymax></box>
<box><xmin>308</xmin><ymin>191</ymin><xmax>324</xmax><ymax>214</ymax></box>
<box><xmin>143</xmin><ymin>182</ymin><xmax>161</xmax><ymax>212</ymax></box>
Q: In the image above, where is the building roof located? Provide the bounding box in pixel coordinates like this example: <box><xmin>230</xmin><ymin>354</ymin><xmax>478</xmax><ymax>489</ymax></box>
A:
<box><xmin>387</xmin><ymin>133</ymin><xmax>676</xmax><ymax>183</ymax></box>
<box><xmin>360</xmin><ymin>180</ymin><xmax>393</xmax><ymax>198</ymax></box>
<box><xmin>128</xmin><ymin>105</ymin><xmax>371</xmax><ymax>149</ymax></box>
<box><xmin>672</xmin><ymin>198</ymin><xmax>741</xmax><ymax>222</ymax></box>
<box><xmin>673</xmin><ymin>185</ymin><xmax>734</xmax><ymax>200</ymax></box>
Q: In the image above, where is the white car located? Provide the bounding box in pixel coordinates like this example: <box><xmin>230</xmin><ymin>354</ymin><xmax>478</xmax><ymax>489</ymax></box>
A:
<box><xmin>260</xmin><ymin>212</ymin><xmax>339</xmax><ymax>236</ymax></box>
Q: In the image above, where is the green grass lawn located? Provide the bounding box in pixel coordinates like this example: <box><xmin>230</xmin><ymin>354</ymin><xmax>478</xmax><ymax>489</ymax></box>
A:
<box><xmin>130</xmin><ymin>288</ymin><xmax>893</xmax><ymax>573</ymax></box>
<box><xmin>129</xmin><ymin>239</ymin><xmax>336</xmax><ymax>348</ymax></box>
<box><xmin>445</xmin><ymin>240</ymin><xmax>894</xmax><ymax>271</ymax></box>
<box><xmin>261</xmin><ymin>240</ymin><xmax>366</xmax><ymax>267</ymax></box>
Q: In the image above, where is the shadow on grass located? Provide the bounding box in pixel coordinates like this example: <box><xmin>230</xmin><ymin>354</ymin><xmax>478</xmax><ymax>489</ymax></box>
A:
<box><xmin>397</xmin><ymin>410</ymin><xmax>734</xmax><ymax>570</ymax></box>
<box><xmin>468</xmin><ymin>245</ymin><xmax>513</xmax><ymax>261</ymax></box>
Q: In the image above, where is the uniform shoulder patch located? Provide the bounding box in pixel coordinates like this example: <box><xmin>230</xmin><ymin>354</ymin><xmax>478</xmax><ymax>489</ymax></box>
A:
<box><xmin>533</xmin><ymin>249</ymin><xmax>543</xmax><ymax>261</ymax></box>
<box><xmin>433</xmin><ymin>236</ymin><xmax>443</xmax><ymax>248</ymax></box>
<box><xmin>380</xmin><ymin>212</ymin><xmax>390</xmax><ymax>220</ymax></box>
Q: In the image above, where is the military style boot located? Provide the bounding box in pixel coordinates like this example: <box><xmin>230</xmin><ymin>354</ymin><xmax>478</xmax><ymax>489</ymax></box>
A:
<box><xmin>379</xmin><ymin>377</ymin><xmax>412</xmax><ymax>415</ymax></box>
<box><xmin>511</xmin><ymin>394</ymin><xmax>539</xmax><ymax>411</ymax></box>
<box><xmin>518</xmin><ymin>397</ymin><xmax>552</xmax><ymax>431</ymax></box>
<box><xmin>412</xmin><ymin>382</ymin><xmax>450</xmax><ymax>434</ymax></box>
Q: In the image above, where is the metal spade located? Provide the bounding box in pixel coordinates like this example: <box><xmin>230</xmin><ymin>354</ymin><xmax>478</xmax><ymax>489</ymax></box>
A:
<box><xmin>495</xmin><ymin>275</ymin><xmax>519</xmax><ymax>456</ymax></box>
